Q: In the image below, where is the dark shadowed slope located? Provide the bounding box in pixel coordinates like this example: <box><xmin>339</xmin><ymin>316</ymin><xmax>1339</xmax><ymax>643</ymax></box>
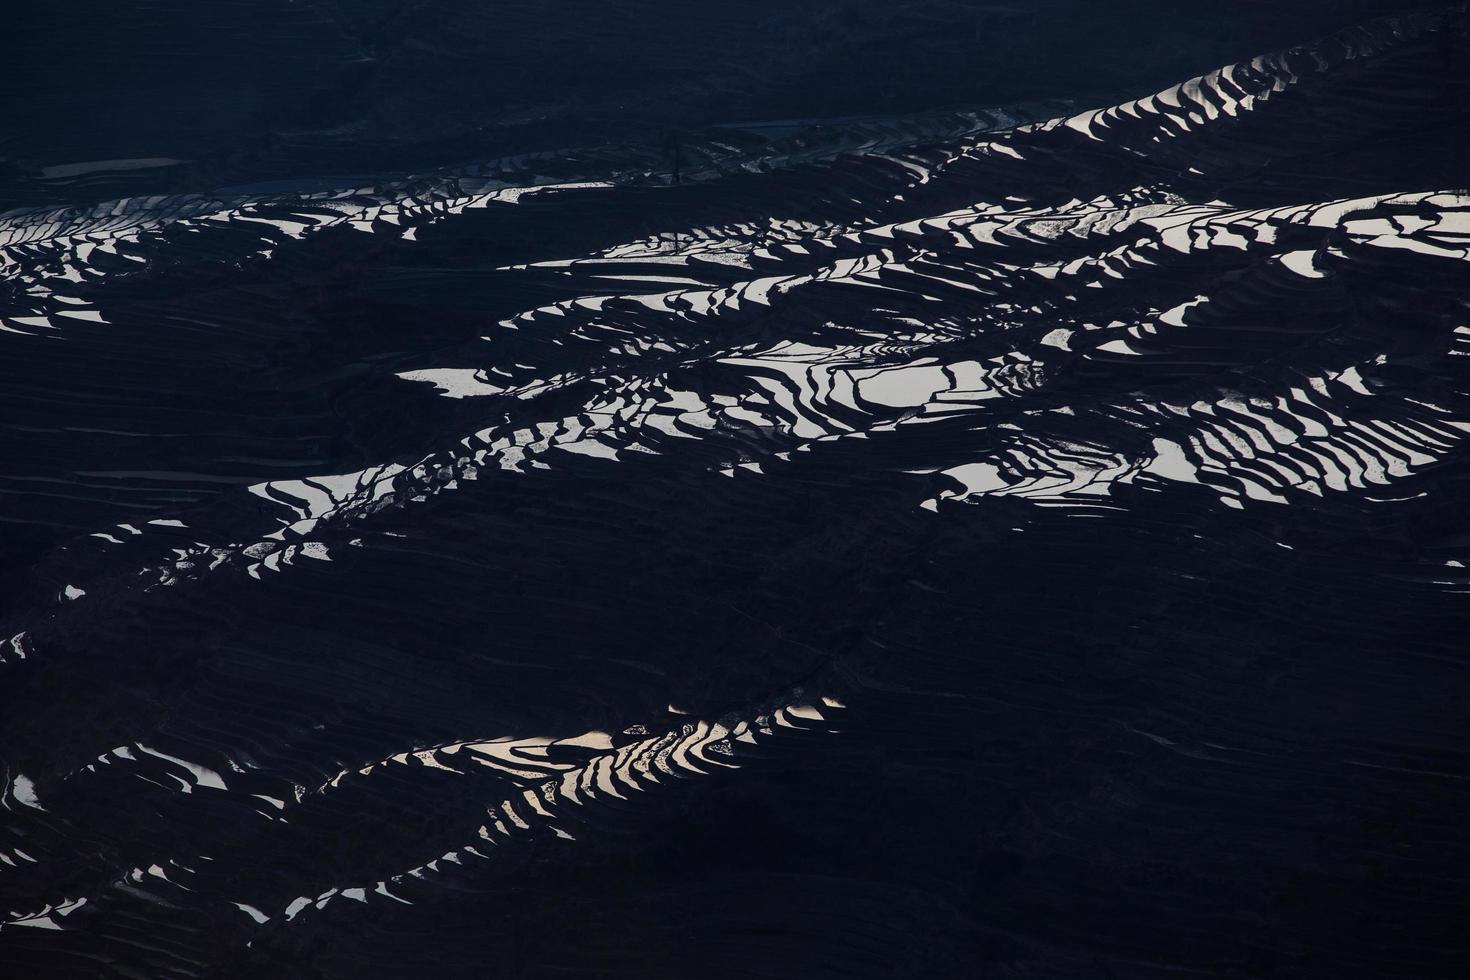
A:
<box><xmin>3</xmin><ymin>6</ymin><xmax>1470</xmax><ymax>979</ymax></box>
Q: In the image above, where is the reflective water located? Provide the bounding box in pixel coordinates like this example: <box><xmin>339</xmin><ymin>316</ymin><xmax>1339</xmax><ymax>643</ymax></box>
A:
<box><xmin>3</xmin><ymin>4</ymin><xmax>1470</xmax><ymax>978</ymax></box>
